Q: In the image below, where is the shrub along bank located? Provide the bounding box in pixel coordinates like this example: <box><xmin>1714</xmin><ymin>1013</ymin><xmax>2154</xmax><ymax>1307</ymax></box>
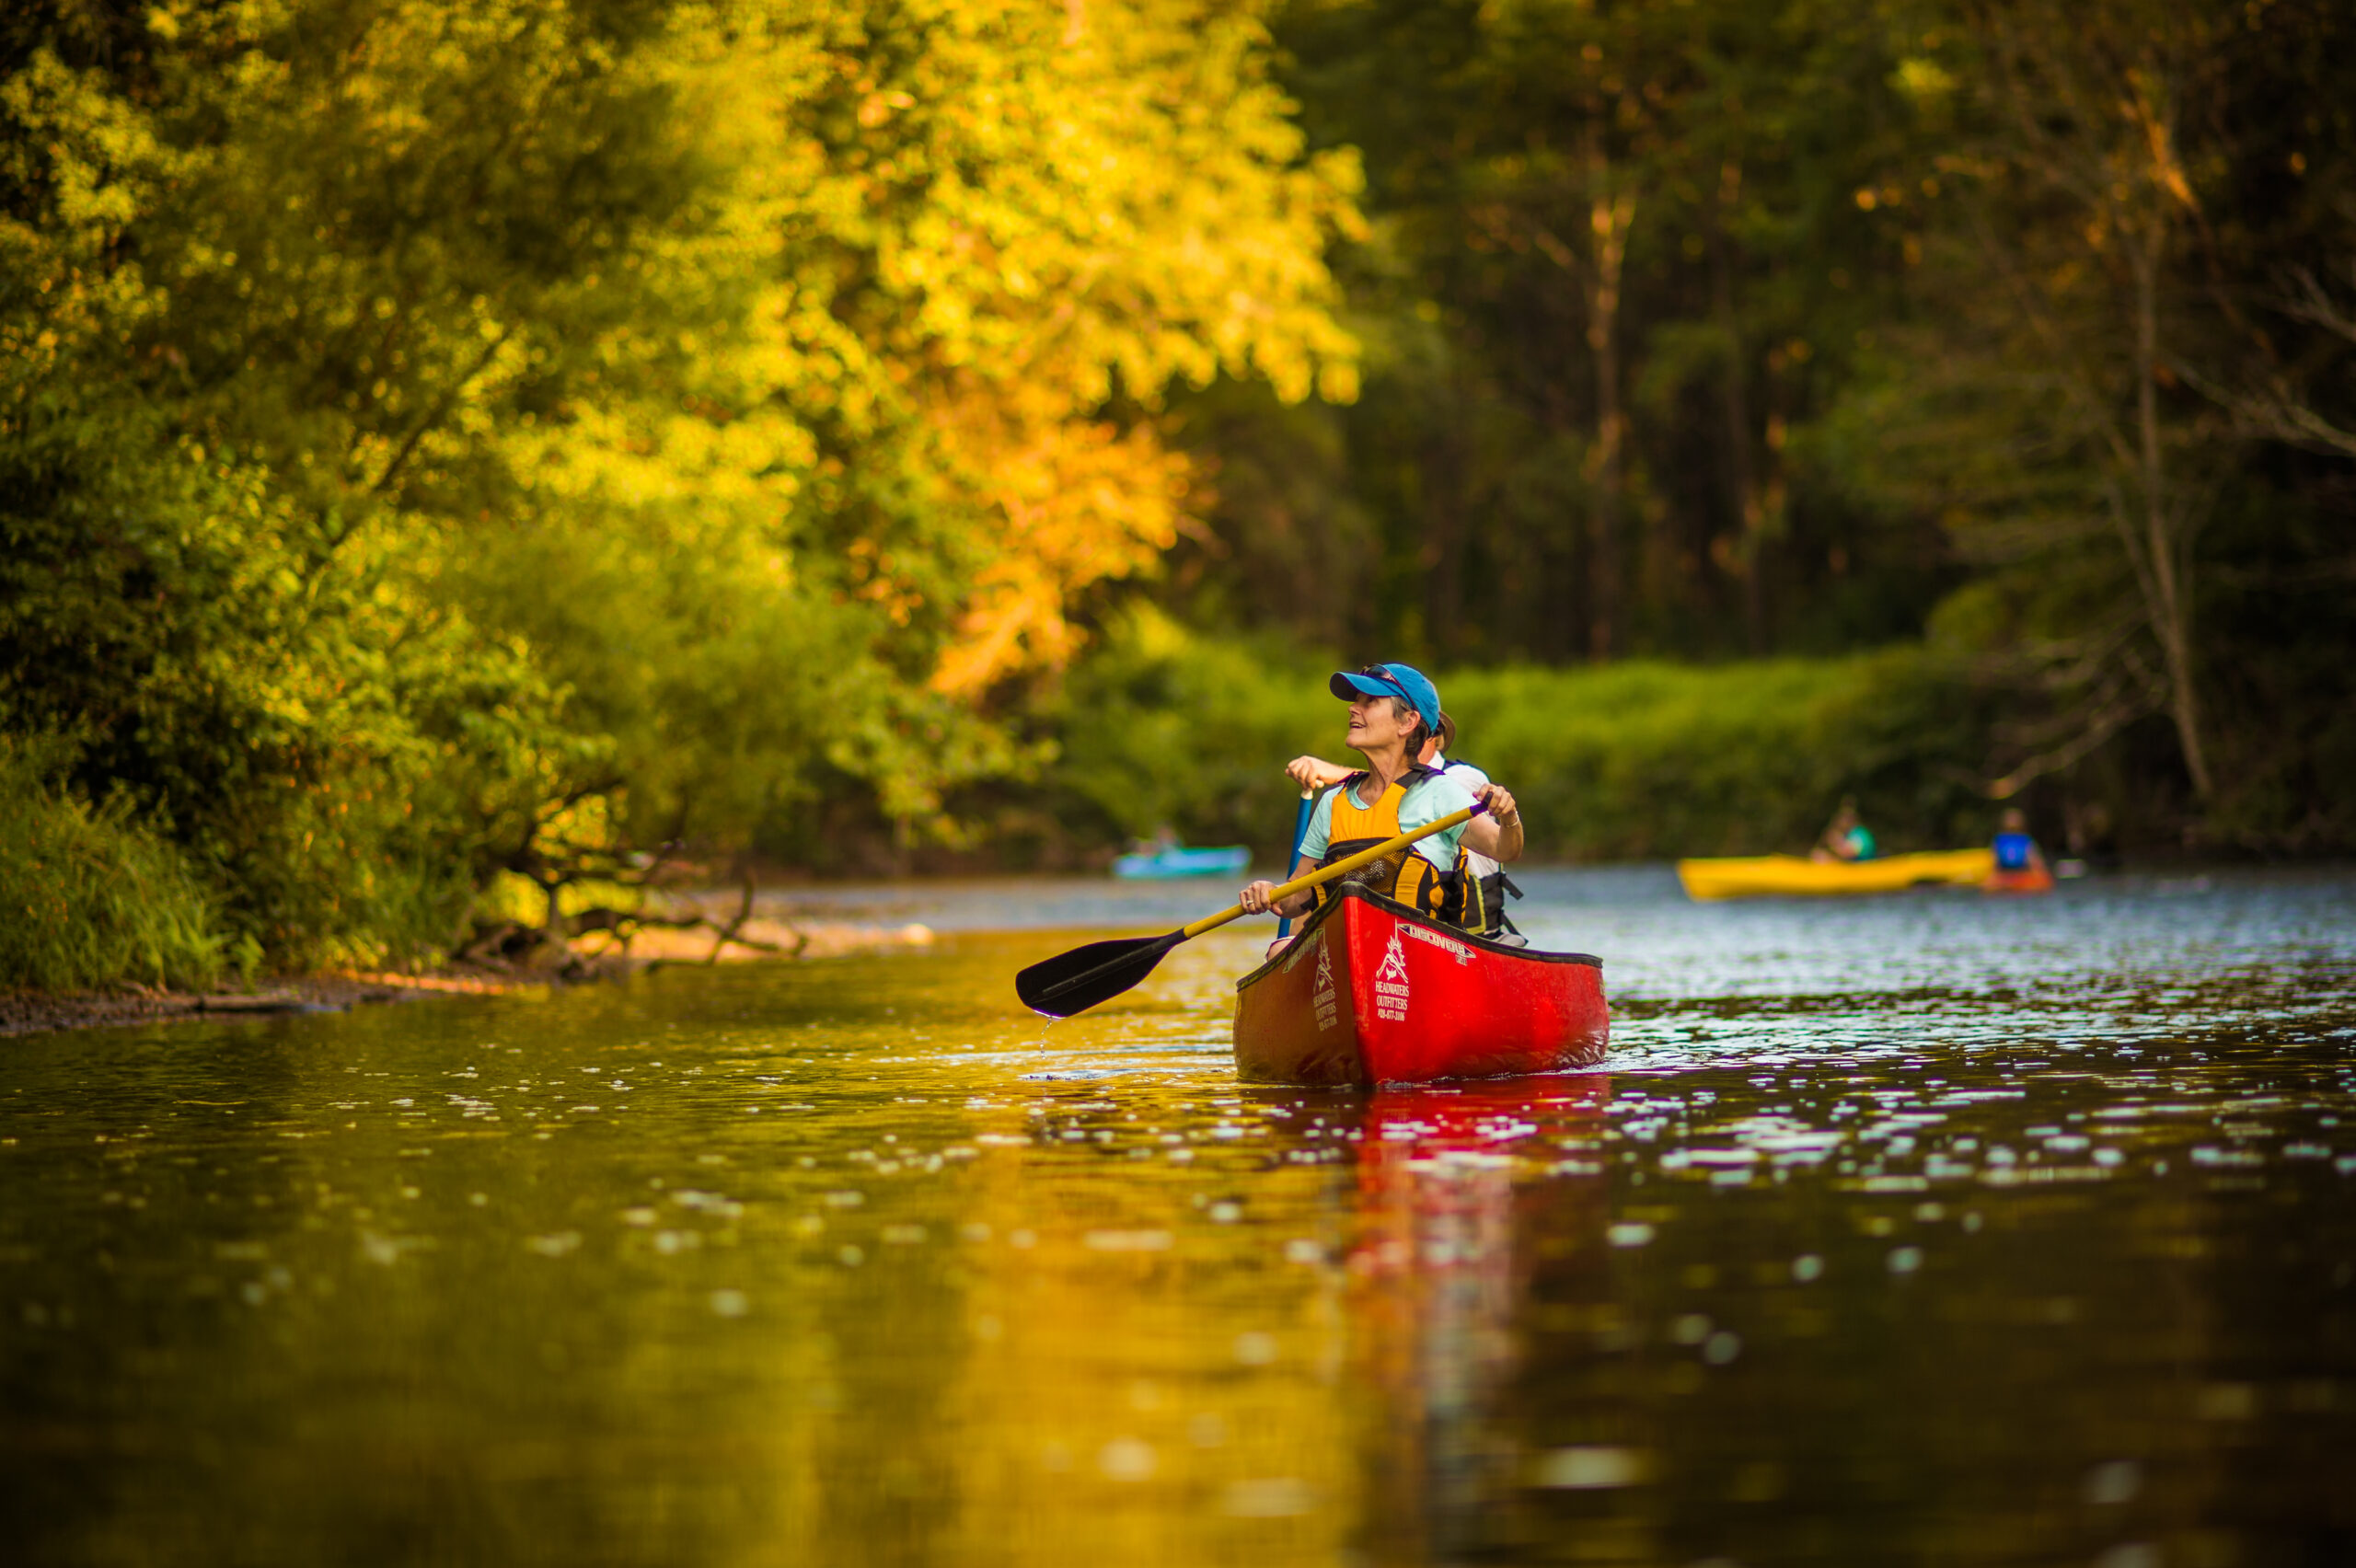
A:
<box><xmin>2</xmin><ymin>607</ymin><xmax>2006</xmax><ymax>992</ymax></box>
<box><xmin>1023</xmin><ymin>607</ymin><xmax>1997</xmax><ymax>870</ymax></box>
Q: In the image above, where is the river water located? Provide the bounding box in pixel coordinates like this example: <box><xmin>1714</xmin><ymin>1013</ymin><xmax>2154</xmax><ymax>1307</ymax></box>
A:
<box><xmin>6</xmin><ymin>867</ymin><xmax>2354</xmax><ymax>1567</ymax></box>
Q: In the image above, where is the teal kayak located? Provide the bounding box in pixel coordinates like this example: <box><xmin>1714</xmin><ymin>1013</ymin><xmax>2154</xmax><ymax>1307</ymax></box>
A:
<box><xmin>1112</xmin><ymin>846</ymin><xmax>1253</xmax><ymax>880</ymax></box>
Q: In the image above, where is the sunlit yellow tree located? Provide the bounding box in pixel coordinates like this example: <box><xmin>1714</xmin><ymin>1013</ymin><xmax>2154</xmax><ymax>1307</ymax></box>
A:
<box><xmin>466</xmin><ymin>0</ymin><xmax>1365</xmax><ymax>852</ymax></box>
<box><xmin>759</xmin><ymin>0</ymin><xmax>1363</xmax><ymax>699</ymax></box>
<box><xmin>0</xmin><ymin>0</ymin><xmax>1360</xmax><ymax>957</ymax></box>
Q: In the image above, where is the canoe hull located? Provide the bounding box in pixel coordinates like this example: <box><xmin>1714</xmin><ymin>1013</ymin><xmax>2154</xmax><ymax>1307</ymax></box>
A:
<box><xmin>1676</xmin><ymin>848</ymin><xmax>1995</xmax><ymax>901</ymax></box>
<box><xmin>1232</xmin><ymin>885</ymin><xmax>1608</xmax><ymax>1087</ymax></box>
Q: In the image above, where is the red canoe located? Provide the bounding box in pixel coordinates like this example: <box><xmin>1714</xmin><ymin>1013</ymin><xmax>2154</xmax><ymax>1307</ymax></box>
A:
<box><xmin>1232</xmin><ymin>883</ymin><xmax>1609</xmax><ymax>1086</ymax></box>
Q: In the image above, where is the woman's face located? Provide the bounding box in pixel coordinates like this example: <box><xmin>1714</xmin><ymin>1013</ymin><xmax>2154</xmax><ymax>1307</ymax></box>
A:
<box><xmin>1346</xmin><ymin>695</ymin><xmax>1413</xmax><ymax>753</ymax></box>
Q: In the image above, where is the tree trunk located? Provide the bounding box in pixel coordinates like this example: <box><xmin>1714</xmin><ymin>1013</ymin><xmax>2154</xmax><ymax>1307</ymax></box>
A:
<box><xmin>1707</xmin><ymin>162</ymin><xmax>1768</xmax><ymax>654</ymax></box>
<box><xmin>2131</xmin><ymin>234</ymin><xmax>2213</xmax><ymax>800</ymax></box>
<box><xmin>1424</xmin><ymin>375</ymin><xmax>1469</xmax><ymax>660</ymax></box>
<box><xmin>1539</xmin><ymin>389</ymin><xmax>1590</xmax><ymax>659</ymax></box>
<box><xmin>1585</xmin><ymin>181</ymin><xmax>1636</xmax><ymax>661</ymax></box>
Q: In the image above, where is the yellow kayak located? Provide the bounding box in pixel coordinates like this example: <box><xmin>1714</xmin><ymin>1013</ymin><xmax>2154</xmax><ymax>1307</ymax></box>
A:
<box><xmin>1677</xmin><ymin>849</ymin><xmax>1995</xmax><ymax>901</ymax></box>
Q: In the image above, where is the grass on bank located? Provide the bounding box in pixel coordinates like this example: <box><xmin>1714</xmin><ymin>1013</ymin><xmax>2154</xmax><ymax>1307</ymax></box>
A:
<box><xmin>1</xmin><ymin>747</ymin><xmax>229</xmax><ymax>993</ymax></box>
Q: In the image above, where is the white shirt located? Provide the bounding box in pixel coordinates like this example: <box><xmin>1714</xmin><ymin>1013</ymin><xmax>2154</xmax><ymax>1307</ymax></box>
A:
<box><xmin>1434</xmin><ymin>756</ymin><xmax>1501</xmax><ymax>879</ymax></box>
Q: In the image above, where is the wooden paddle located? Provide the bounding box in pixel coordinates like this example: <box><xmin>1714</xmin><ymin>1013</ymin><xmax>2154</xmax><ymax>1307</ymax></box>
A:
<box><xmin>1016</xmin><ymin>799</ymin><xmax>1489</xmax><ymax>1018</ymax></box>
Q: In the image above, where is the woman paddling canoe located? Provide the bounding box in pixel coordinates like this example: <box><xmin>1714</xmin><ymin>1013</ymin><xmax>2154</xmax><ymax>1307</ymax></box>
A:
<box><xmin>1225</xmin><ymin>674</ymin><xmax>1598</xmax><ymax>1086</ymax></box>
<box><xmin>1240</xmin><ymin>663</ymin><xmax>1522</xmax><ymax>940</ymax></box>
<box><xmin>1017</xmin><ymin>663</ymin><xmax>1528</xmax><ymax>1025</ymax></box>
<box><xmin>1281</xmin><ymin>709</ymin><xmax>1530</xmax><ymax>945</ymax></box>
<box><xmin>1017</xmin><ymin>662</ymin><xmax>1599</xmax><ymax>1084</ymax></box>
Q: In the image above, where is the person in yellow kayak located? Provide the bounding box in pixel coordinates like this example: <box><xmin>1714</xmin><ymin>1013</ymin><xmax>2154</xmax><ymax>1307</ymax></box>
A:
<box><xmin>1240</xmin><ymin>663</ymin><xmax>1521</xmax><ymax>928</ymax></box>
<box><xmin>1278</xmin><ymin>711</ymin><xmax>1528</xmax><ymax>943</ymax></box>
<box><xmin>1811</xmin><ymin>796</ymin><xmax>1877</xmax><ymax>862</ymax></box>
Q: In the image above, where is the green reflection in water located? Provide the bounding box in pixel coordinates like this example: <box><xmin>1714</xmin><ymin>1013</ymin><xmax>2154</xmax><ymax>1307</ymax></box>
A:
<box><xmin>4</xmin><ymin>883</ymin><xmax>2355</xmax><ymax>1567</ymax></box>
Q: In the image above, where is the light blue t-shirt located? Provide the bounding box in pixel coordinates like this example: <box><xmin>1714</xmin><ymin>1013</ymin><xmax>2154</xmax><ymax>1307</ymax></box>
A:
<box><xmin>1297</xmin><ymin>769</ymin><xmax>1478</xmax><ymax>871</ymax></box>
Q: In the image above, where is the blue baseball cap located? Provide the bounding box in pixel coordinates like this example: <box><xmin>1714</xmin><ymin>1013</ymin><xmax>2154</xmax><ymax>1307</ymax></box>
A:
<box><xmin>1330</xmin><ymin>663</ymin><xmax>1441</xmax><ymax>733</ymax></box>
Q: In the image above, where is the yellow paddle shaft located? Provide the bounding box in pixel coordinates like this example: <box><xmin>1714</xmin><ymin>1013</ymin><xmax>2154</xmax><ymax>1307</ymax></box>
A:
<box><xmin>1177</xmin><ymin>802</ymin><xmax>1484</xmax><ymax>940</ymax></box>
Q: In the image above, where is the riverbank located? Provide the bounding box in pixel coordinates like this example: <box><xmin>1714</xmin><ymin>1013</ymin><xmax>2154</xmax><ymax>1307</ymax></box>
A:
<box><xmin>0</xmin><ymin>972</ymin><xmax>506</xmax><ymax>1040</ymax></box>
<box><xmin>0</xmin><ymin>914</ymin><xmax>937</xmax><ymax>1040</ymax></box>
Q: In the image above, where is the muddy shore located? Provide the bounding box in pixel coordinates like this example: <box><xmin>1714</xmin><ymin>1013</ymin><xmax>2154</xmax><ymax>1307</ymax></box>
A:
<box><xmin>0</xmin><ymin>914</ymin><xmax>936</xmax><ymax>1040</ymax></box>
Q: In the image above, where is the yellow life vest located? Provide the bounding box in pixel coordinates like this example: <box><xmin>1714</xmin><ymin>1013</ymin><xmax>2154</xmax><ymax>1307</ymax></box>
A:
<box><xmin>1313</xmin><ymin>771</ymin><xmax>1449</xmax><ymax>917</ymax></box>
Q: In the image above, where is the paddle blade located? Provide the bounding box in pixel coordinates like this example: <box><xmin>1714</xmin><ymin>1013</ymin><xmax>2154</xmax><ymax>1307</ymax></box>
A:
<box><xmin>1016</xmin><ymin>931</ymin><xmax>1184</xmax><ymax>1018</ymax></box>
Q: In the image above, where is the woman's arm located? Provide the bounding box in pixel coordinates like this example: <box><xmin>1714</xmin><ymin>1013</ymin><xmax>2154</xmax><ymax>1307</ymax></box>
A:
<box><xmin>1461</xmin><ymin>785</ymin><xmax>1524</xmax><ymax>862</ymax></box>
<box><xmin>1285</xmin><ymin>755</ymin><xmax>1355</xmax><ymax>791</ymax></box>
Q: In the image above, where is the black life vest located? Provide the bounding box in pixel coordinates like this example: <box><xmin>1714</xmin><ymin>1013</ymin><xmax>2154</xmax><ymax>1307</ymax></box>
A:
<box><xmin>1428</xmin><ymin>757</ymin><xmax>1522</xmax><ymax>939</ymax></box>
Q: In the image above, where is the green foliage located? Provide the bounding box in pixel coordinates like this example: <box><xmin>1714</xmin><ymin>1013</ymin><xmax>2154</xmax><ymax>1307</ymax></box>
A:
<box><xmin>1150</xmin><ymin>0</ymin><xmax>2354</xmax><ymax>847</ymax></box>
<box><xmin>1042</xmin><ymin>611</ymin><xmax>1993</xmax><ymax>863</ymax></box>
<box><xmin>1438</xmin><ymin>653</ymin><xmax>1992</xmax><ymax>859</ymax></box>
<box><xmin>1047</xmin><ymin>605</ymin><xmax>1335</xmax><ymax>855</ymax></box>
<box><xmin>0</xmin><ymin>403</ymin><xmax>585</xmax><ymax>965</ymax></box>
<box><xmin>0</xmin><ymin>0</ymin><xmax>2347</xmax><ymax>997</ymax></box>
<box><xmin>0</xmin><ymin>743</ymin><xmax>225</xmax><ymax>993</ymax></box>
<box><xmin>0</xmin><ymin>0</ymin><xmax>1363</xmax><ymax>981</ymax></box>
<box><xmin>1189</xmin><ymin>0</ymin><xmax>1950</xmax><ymax>663</ymax></box>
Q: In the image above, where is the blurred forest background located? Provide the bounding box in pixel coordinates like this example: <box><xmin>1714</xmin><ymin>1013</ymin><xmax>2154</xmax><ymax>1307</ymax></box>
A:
<box><xmin>3</xmin><ymin>0</ymin><xmax>2351</xmax><ymax>987</ymax></box>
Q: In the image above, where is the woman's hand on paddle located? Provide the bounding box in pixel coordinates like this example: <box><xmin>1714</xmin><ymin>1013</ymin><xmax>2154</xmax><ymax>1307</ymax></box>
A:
<box><xmin>1464</xmin><ymin>783</ymin><xmax>1526</xmax><ymax>861</ymax></box>
<box><xmin>1285</xmin><ymin>755</ymin><xmax>1352</xmax><ymax>792</ymax></box>
<box><xmin>1242</xmin><ymin>879</ymin><xmax>1310</xmax><ymax>918</ymax></box>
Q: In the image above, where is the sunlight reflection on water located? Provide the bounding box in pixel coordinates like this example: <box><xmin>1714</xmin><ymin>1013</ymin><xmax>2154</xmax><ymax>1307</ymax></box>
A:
<box><xmin>3</xmin><ymin>865</ymin><xmax>2352</xmax><ymax>1566</ymax></box>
